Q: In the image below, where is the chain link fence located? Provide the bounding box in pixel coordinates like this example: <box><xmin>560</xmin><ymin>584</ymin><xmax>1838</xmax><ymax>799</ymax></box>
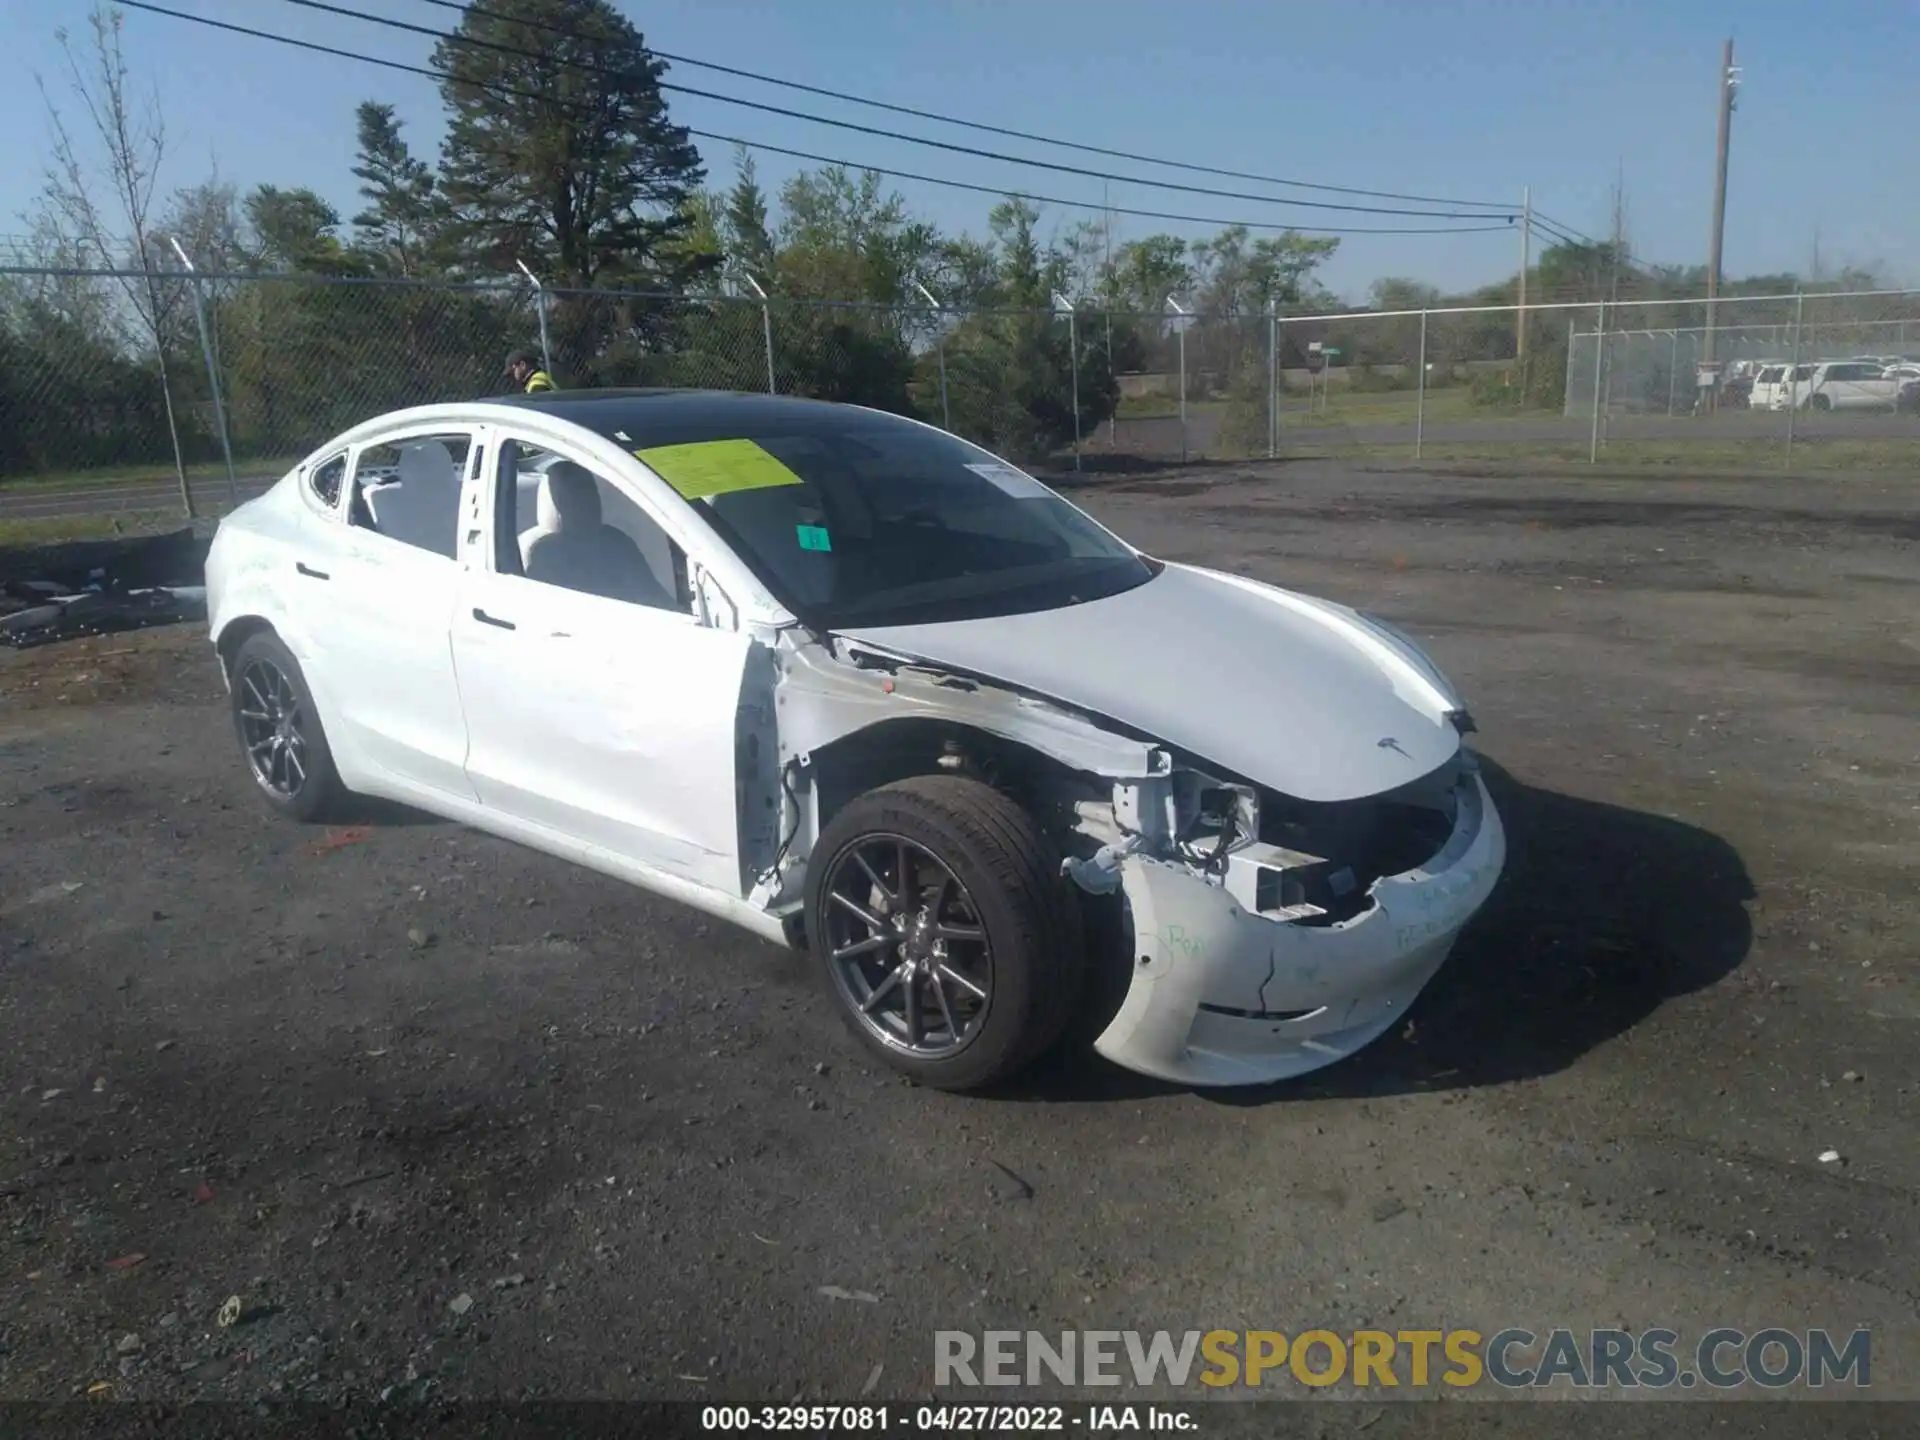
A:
<box><xmin>4</xmin><ymin>267</ymin><xmax>1919</xmax><ymax>521</ymax></box>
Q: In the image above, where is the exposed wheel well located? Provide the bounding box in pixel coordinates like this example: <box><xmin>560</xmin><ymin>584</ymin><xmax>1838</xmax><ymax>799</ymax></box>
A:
<box><xmin>214</xmin><ymin>616</ymin><xmax>278</xmax><ymax>679</ymax></box>
<box><xmin>806</xmin><ymin>717</ymin><xmax>1094</xmax><ymax>842</ymax></box>
<box><xmin>799</xmin><ymin>722</ymin><xmax>1134</xmax><ymax>1042</ymax></box>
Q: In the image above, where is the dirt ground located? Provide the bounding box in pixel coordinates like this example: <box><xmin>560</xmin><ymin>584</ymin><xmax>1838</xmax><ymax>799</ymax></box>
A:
<box><xmin>1</xmin><ymin>458</ymin><xmax>1915</xmax><ymax>1418</ymax></box>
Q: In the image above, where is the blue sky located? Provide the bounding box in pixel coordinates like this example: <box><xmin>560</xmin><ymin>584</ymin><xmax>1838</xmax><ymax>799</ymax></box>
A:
<box><xmin>2</xmin><ymin>0</ymin><xmax>1914</xmax><ymax>300</ymax></box>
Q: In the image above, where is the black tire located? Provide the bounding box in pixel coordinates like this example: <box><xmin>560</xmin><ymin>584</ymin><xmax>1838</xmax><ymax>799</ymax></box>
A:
<box><xmin>805</xmin><ymin>775</ymin><xmax>1086</xmax><ymax>1091</ymax></box>
<box><xmin>227</xmin><ymin>629</ymin><xmax>349</xmax><ymax>824</ymax></box>
<box><xmin>1811</xmin><ymin>393</ymin><xmax>1832</xmax><ymax>412</ymax></box>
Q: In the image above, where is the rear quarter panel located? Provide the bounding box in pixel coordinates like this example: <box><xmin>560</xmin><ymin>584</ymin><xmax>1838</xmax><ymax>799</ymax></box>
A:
<box><xmin>207</xmin><ymin>472</ymin><xmax>326</xmax><ymax>675</ymax></box>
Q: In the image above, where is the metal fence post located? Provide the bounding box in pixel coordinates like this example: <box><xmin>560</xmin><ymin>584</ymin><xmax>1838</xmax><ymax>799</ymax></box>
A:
<box><xmin>168</xmin><ymin>238</ymin><xmax>238</xmax><ymax>510</ymax></box>
<box><xmin>934</xmin><ymin>332</ymin><xmax>950</xmax><ymax>432</ymax></box>
<box><xmin>733</xmin><ymin>271</ymin><xmax>776</xmax><ymax>394</ymax></box>
<box><xmin>1415</xmin><ymin>308</ymin><xmax>1428</xmax><ymax>461</ymax></box>
<box><xmin>1054</xmin><ymin>292</ymin><xmax>1080</xmax><ymax>471</ymax></box>
<box><xmin>1069</xmin><ymin>309</ymin><xmax>1081</xmax><ymax>468</ymax></box>
<box><xmin>1600</xmin><ymin>324</ymin><xmax>1617</xmax><ymax>446</ymax></box>
<box><xmin>1564</xmin><ymin>320</ymin><xmax>1577</xmax><ymax>414</ymax></box>
<box><xmin>1266</xmin><ymin>300</ymin><xmax>1278</xmax><ymax>460</ymax></box>
<box><xmin>1166</xmin><ymin>296</ymin><xmax>1191</xmax><ymax>464</ymax></box>
<box><xmin>1104</xmin><ymin>292</ymin><xmax>1116</xmax><ymax>445</ymax></box>
<box><xmin>1786</xmin><ymin>289</ymin><xmax>1804</xmax><ymax>466</ymax></box>
<box><xmin>1667</xmin><ymin>329</ymin><xmax>1678</xmax><ymax>416</ymax></box>
<box><xmin>912</xmin><ymin>280</ymin><xmax>950</xmax><ymax>432</ymax></box>
<box><xmin>1167</xmin><ymin>326</ymin><xmax>1182</xmax><ymax>462</ymax></box>
<box><xmin>515</xmin><ymin>261</ymin><xmax>553</xmax><ymax>379</ymax></box>
<box><xmin>1589</xmin><ymin>302</ymin><xmax>1606</xmax><ymax>464</ymax></box>
<box><xmin>761</xmin><ymin>302</ymin><xmax>776</xmax><ymax>396</ymax></box>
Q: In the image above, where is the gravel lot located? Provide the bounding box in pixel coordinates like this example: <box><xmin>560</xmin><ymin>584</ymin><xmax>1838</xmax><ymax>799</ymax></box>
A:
<box><xmin>1</xmin><ymin>459</ymin><xmax>1915</xmax><ymax>1415</ymax></box>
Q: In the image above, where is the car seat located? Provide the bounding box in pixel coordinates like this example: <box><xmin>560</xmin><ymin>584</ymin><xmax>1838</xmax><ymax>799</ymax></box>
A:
<box><xmin>363</xmin><ymin>440</ymin><xmax>460</xmax><ymax>557</ymax></box>
<box><xmin>519</xmin><ymin>461</ymin><xmax>674</xmax><ymax>609</ymax></box>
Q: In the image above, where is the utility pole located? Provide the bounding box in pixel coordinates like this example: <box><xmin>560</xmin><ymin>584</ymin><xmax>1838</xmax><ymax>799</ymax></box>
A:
<box><xmin>1103</xmin><ymin>181</ymin><xmax>1116</xmax><ymax>443</ymax></box>
<box><xmin>1601</xmin><ymin>163</ymin><xmax>1627</xmax><ymax>437</ymax></box>
<box><xmin>1703</xmin><ymin>37</ymin><xmax>1739</xmax><ymax>376</ymax></box>
<box><xmin>1608</xmin><ymin>162</ymin><xmax>1628</xmax><ymax>309</ymax></box>
<box><xmin>1515</xmin><ymin>185</ymin><xmax>1532</xmax><ymax>368</ymax></box>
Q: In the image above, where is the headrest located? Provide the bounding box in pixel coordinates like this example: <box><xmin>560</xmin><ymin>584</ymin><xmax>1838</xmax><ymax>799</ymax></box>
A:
<box><xmin>396</xmin><ymin>439</ymin><xmax>455</xmax><ymax>488</ymax></box>
<box><xmin>538</xmin><ymin>461</ymin><xmax>602</xmax><ymax>532</ymax></box>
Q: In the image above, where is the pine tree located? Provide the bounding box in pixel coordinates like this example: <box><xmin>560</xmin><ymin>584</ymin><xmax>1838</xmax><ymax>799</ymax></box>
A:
<box><xmin>723</xmin><ymin>147</ymin><xmax>776</xmax><ymax>282</ymax></box>
<box><xmin>349</xmin><ymin>102</ymin><xmax>437</xmax><ymax>276</ymax></box>
<box><xmin>430</xmin><ymin>0</ymin><xmax>709</xmax><ymax>289</ymax></box>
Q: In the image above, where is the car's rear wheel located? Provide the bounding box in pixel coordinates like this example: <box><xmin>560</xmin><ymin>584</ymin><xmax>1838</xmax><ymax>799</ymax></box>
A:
<box><xmin>805</xmin><ymin>776</ymin><xmax>1086</xmax><ymax>1091</ymax></box>
<box><xmin>1811</xmin><ymin>393</ymin><xmax>1833</xmax><ymax>412</ymax></box>
<box><xmin>228</xmin><ymin>630</ymin><xmax>347</xmax><ymax>823</ymax></box>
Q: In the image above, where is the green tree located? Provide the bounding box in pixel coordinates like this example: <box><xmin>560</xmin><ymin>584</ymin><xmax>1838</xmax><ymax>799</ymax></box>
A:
<box><xmin>350</xmin><ymin>102</ymin><xmax>439</xmax><ymax>277</ymax></box>
<box><xmin>775</xmin><ymin>166</ymin><xmax>937</xmax><ymax>303</ymax></box>
<box><xmin>1104</xmin><ymin>235</ymin><xmax>1194</xmax><ymax>315</ymax></box>
<box><xmin>243</xmin><ymin>186</ymin><xmax>365</xmax><ymax>276</ymax></box>
<box><xmin>722</xmin><ymin>147</ymin><xmax>776</xmax><ymax>282</ymax></box>
<box><xmin>430</xmin><ymin>0</ymin><xmax>709</xmax><ymax>290</ymax></box>
<box><xmin>939</xmin><ymin>198</ymin><xmax>1118</xmax><ymax>460</ymax></box>
<box><xmin>658</xmin><ymin>190</ymin><xmax>726</xmax><ymax>294</ymax></box>
<box><xmin>1193</xmin><ymin>226</ymin><xmax>1338</xmax><ymax>316</ymax></box>
<box><xmin>1197</xmin><ymin>228</ymin><xmax>1339</xmax><ymax>449</ymax></box>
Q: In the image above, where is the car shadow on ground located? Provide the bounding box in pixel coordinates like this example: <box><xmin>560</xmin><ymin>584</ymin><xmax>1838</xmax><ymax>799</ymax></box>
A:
<box><xmin>1000</xmin><ymin>756</ymin><xmax>1756</xmax><ymax>1107</ymax></box>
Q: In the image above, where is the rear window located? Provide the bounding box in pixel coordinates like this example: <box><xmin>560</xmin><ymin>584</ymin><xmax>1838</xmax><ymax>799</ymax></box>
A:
<box><xmin>1756</xmin><ymin>366</ymin><xmax>1783</xmax><ymax>383</ymax></box>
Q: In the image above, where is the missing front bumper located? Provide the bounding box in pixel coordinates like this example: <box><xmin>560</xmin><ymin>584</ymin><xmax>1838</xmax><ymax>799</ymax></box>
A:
<box><xmin>1091</xmin><ymin>773</ymin><xmax>1506</xmax><ymax>1086</ymax></box>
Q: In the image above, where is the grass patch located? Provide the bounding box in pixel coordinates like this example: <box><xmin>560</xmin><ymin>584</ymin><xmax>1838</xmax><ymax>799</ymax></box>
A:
<box><xmin>1279</xmin><ymin>389</ymin><xmax>1494</xmax><ymax>429</ymax></box>
<box><xmin>1116</xmin><ymin>396</ymin><xmax>1225</xmax><ymax>421</ymax></box>
<box><xmin>0</xmin><ymin>509</ymin><xmax>208</xmax><ymax>547</ymax></box>
<box><xmin>0</xmin><ymin>456</ymin><xmax>295</xmax><ymax>493</ymax></box>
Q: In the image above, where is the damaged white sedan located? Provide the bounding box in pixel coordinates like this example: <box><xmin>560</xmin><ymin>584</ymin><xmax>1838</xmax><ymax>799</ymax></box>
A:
<box><xmin>204</xmin><ymin>391</ymin><xmax>1504</xmax><ymax>1090</ymax></box>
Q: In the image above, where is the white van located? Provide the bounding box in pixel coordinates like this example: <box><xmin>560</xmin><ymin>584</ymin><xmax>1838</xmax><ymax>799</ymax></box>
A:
<box><xmin>1794</xmin><ymin>360</ymin><xmax>1902</xmax><ymax>412</ymax></box>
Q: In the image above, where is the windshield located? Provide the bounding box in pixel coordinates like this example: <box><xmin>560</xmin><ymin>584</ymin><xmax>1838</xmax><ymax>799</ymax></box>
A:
<box><xmin>615</xmin><ymin>409</ymin><xmax>1156</xmax><ymax>629</ymax></box>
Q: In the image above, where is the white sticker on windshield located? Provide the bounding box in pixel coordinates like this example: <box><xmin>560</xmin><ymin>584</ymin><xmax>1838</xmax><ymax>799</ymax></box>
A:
<box><xmin>965</xmin><ymin>461</ymin><xmax>1053</xmax><ymax>499</ymax></box>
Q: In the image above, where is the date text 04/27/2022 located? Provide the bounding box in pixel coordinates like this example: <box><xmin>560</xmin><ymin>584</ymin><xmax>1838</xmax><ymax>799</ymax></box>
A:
<box><xmin>698</xmin><ymin>1404</ymin><xmax>1198</xmax><ymax>1432</ymax></box>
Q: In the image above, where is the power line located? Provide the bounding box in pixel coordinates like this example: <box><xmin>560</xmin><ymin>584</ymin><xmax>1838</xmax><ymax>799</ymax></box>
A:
<box><xmin>265</xmin><ymin>0</ymin><xmax>1509</xmax><ymax>221</ymax></box>
<box><xmin>403</xmin><ymin>0</ymin><xmax>1514</xmax><ymax>213</ymax></box>
<box><xmin>1531</xmin><ymin>210</ymin><xmax>1602</xmax><ymax>248</ymax></box>
<box><xmin>1530</xmin><ymin>208</ymin><xmax>1670</xmax><ymax>284</ymax></box>
<box><xmin>117</xmin><ymin>3</ymin><xmax>1515</xmax><ymax>239</ymax></box>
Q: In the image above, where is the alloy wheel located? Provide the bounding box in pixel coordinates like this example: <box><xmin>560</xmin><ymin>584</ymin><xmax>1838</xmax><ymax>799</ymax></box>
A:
<box><xmin>821</xmin><ymin>834</ymin><xmax>994</xmax><ymax>1059</ymax></box>
<box><xmin>236</xmin><ymin>658</ymin><xmax>310</xmax><ymax>800</ymax></box>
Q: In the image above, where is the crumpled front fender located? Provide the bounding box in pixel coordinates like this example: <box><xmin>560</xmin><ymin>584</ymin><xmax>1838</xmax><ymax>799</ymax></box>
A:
<box><xmin>1092</xmin><ymin>774</ymin><xmax>1505</xmax><ymax>1086</ymax></box>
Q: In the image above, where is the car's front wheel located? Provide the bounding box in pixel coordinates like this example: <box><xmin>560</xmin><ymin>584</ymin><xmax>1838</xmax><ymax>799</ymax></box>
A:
<box><xmin>805</xmin><ymin>776</ymin><xmax>1086</xmax><ymax>1091</ymax></box>
<box><xmin>228</xmin><ymin>629</ymin><xmax>348</xmax><ymax>823</ymax></box>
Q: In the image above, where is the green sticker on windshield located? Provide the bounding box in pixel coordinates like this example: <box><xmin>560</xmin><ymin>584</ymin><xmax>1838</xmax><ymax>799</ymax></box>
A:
<box><xmin>795</xmin><ymin>524</ymin><xmax>832</xmax><ymax>552</ymax></box>
<box><xmin>633</xmin><ymin>438</ymin><xmax>805</xmax><ymax>501</ymax></box>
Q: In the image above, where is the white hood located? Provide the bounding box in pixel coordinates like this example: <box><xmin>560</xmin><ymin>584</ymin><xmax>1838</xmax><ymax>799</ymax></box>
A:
<box><xmin>836</xmin><ymin>562</ymin><xmax>1465</xmax><ymax>802</ymax></box>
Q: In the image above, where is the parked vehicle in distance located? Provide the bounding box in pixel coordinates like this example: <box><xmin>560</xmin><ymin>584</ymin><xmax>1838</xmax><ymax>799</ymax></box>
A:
<box><xmin>1794</xmin><ymin>360</ymin><xmax>1904</xmax><ymax>412</ymax></box>
<box><xmin>202</xmin><ymin>391</ymin><xmax>1506</xmax><ymax>1092</ymax></box>
<box><xmin>1897</xmin><ymin>376</ymin><xmax>1920</xmax><ymax>413</ymax></box>
<box><xmin>1749</xmin><ymin>363</ymin><xmax>1800</xmax><ymax>411</ymax></box>
<box><xmin>1722</xmin><ymin>359</ymin><xmax>1762</xmax><ymax>408</ymax></box>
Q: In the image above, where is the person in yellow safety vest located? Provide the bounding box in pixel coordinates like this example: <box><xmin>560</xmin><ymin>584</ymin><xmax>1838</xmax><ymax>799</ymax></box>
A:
<box><xmin>504</xmin><ymin>349</ymin><xmax>556</xmax><ymax>394</ymax></box>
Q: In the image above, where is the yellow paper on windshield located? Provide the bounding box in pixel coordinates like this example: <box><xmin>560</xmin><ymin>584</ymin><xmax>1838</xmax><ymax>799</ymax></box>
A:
<box><xmin>633</xmin><ymin>438</ymin><xmax>804</xmax><ymax>501</ymax></box>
